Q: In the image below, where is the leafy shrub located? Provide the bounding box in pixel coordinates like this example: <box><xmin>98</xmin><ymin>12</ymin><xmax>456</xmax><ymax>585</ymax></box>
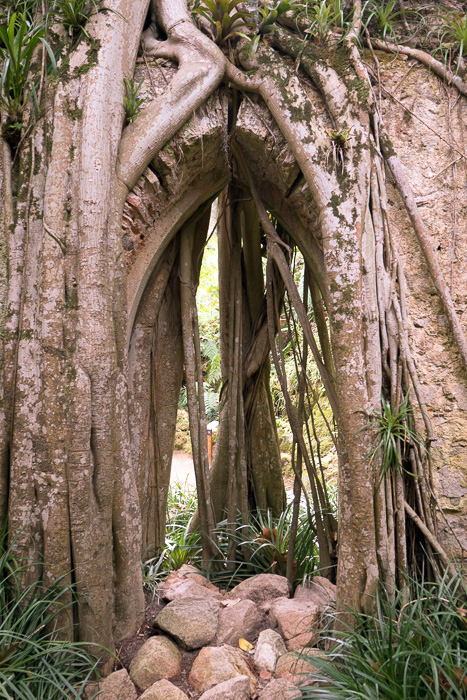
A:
<box><xmin>0</xmin><ymin>531</ymin><xmax>101</xmax><ymax>699</ymax></box>
<box><xmin>362</xmin><ymin>0</ymin><xmax>408</xmax><ymax>41</ymax></box>
<box><xmin>195</xmin><ymin>0</ymin><xmax>252</xmax><ymax>45</ymax></box>
<box><xmin>142</xmin><ymin>481</ymin><xmax>201</xmax><ymax>595</ymax></box>
<box><xmin>299</xmin><ymin>571</ymin><xmax>467</xmax><ymax>700</ymax></box>
<box><xmin>142</xmin><ymin>486</ymin><xmax>321</xmax><ymax>593</ymax></box>
<box><xmin>304</xmin><ymin>0</ymin><xmax>351</xmax><ymax>42</ymax></box>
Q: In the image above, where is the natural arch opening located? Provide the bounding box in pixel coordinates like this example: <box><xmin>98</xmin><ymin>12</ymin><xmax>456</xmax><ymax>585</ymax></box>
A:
<box><xmin>127</xmin><ymin>160</ymin><xmax>341</xmax><ymax>584</ymax></box>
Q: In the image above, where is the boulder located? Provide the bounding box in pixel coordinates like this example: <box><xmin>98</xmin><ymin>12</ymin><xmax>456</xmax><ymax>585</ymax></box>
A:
<box><xmin>160</xmin><ymin>577</ymin><xmax>223</xmax><ymax>602</ymax></box>
<box><xmin>129</xmin><ymin>636</ymin><xmax>181</xmax><ymax>690</ymax></box>
<box><xmin>84</xmin><ymin>669</ymin><xmax>137</xmax><ymax>700</ymax></box>
<box><xmin>198</xmin><ymin>675</ymin><xmax>251</xmax><ymax>700</ymax></box>
<box><xmin>154</xmin><ymin>596</ymin><xmax>220</xmax><ymax>649</ymax></box>
<box><xmin>188</xmin><ymin>645</ymin><xmax>258</xmax><ymax>694</ymax></box>
<box><xmin>227</xmin><ymin>574</ymin><xmax>290</xmax><ymax>605</ymax></box>
<box><xmin>294</xmin><ymin>576</ymin><xmax>336</xmax><ymax>607</ymax></box>
<box><xmin>216</xmin><ymin>598</ymin><xmax>265</xmax><ymax>646</ymax></box>
<box><xmin>139</xmin><ymin>679</ymin><xmax>189</xmax><ymax>700</ymax></box>
<box><xmin>269</xmin><ymin>597</ymin><xmax>320</xmax><ymax>649</ymax></box>
<box><xmin>257</xmin><ymin>678</ymin><xmax>301</xmax><ymax>700</ymax></box>
<box><xmin>275</xmin><ymin>649</ymin><xmax>326</xmax><ymax>685</ymax></box>
<box><xmin>172</xmin><ymin>563</ymin><xmax>209</xmax><ymax>586</ymax></box>
<box><xmin>254</xmin><ymin>629</ymin><xmax>287</xmax><ymax>673</ymax></box>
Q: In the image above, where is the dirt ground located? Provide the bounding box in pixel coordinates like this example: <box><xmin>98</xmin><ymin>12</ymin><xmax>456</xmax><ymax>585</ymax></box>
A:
<box><xmin>170</xmin><ymin>451</ymin><xmax>196</xmax><ymax>488</ymax></box>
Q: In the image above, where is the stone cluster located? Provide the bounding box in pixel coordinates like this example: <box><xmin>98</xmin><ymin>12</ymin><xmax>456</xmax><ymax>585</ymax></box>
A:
<box><xmin>87</xmin><ymin>566</ymin><xmax>336</xmax><ymax>699</ymax></box>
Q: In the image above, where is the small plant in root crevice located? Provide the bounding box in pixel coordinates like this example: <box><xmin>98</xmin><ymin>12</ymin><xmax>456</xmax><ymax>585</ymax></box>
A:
<box><xmin>195</xmin><ymin>0</ymin><xmax>252</xmax><ymax>45</ymax></box>
<box><xmin>361</xmin><ymin>0</ymin><xmax>409</xmax><ymax>42</ymax></box>
<box><xmin>304</xmin><ymin>0</ymin><xmax>352</xmax><ymax>43</ymax></box>
<box><xmin>0</xmin><ymin>12</ymin><xmax>56</xmax><ymax>129</ymax></box>
<box><xmin>51</xmin><ymin>0</ymin><xmax>121</xmax><ymax>40</ymax></box>
<box><xmin>299</xmin><ymin>571</ymin><xmax>467</xmax><ymax>700</ymax></box>
<box><xmin>123</xmin><ymin>77</ymin><xmax>147</xmax><ymax>125</ymax></box>
<box><xmin>326</xmin><ymin>125</ymin><xmax>353</xmax><ymax>173</ymax></box>
<box><xmin>256</xmin><ymin>1</ymin><xmax>303</xmax><ymax>34</ymax></box>
<box><xmin>359</xmin><ymin>392</ymin><xmax>425</xmax><ymax>487</ymax></box>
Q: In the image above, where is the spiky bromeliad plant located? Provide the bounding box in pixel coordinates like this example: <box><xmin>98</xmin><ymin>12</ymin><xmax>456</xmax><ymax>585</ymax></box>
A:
<box><xmin>51</xmin><ymin>0</ymin><xmax>122</xmax><ymax>39</ymax></box>
<box><xmin>195</xmin><ymin>0</ymin><xmax>252</xmax><ymax>44</ymax></box>
<box><xmin>0</xmin><ymin>531</ymin><xmax>101</xmax><ymax>699</ymax></box>
<box><xmin>0</xmin><ymin>12</ymin><xmax>56</xmax><ymax>124</ymax></box>
<box><xmin>435</xmin><ymin>11</ymin><xmax>467</xmax><ymax>73</ymax></box>
<box><xmin>360</xmin><ymin>392</ymin><xmax>424</xmax><ymax>487</ymax></box>
<box><xmin>299</xmin><ymin>571</ymin><xmax>467</xmax><ymax>700</ymax></box>
<box><xmin>123</xmin><ymin>77</ymin><xmax>147</xmax><ymax>124</ymax></box>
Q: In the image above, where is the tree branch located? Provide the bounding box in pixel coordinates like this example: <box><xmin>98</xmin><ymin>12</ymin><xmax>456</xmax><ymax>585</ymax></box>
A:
<box><xmin>404</xmin><ymin>501</ymin><xmax>457</xmax><ymax>577</ymax></box>
<box><xmin>117</xmin><ymin>0</ymin><xmax>226</xmax><ymax>191</ymax></box>
<box><xmin>369</xmin><ymin>38</ymin><xmax>467</xmax><ymax>97</ymax></box>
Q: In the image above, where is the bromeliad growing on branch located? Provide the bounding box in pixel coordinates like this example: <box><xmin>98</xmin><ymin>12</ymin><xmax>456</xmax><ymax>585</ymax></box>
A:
<box><xmin>1</xmin><ymin>0</ymin><xmax>467</xmax><ymax>656</ymax></box>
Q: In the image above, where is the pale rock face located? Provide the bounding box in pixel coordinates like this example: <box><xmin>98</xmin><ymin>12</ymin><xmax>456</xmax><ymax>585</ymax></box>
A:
<box><xmin>227</xmin><ymin>574</ymin><xmax>291</xmax><ymax>605</ymax></box>
<box><xmin>197</xmin><ymin>675</ymin><xmax>251</xmax><ymax>700</ymax></box>
<box><xmin>188</xmin><ymin>645</ymin><xmax>258</xmax><ymax>694</ymax></box>
<box><xmin>257</xmin><ymin>678</ymin><xmax>301</xmax><ymax>700</ymax></box>
<box><xmin>139</xmin><ymin>679</ymin><xmax>189</xmax><ymax>700</ymax></box>
<box><xmin>154</xmin><ymin>595</ymin><xmax>221</xmax><ymax>649</ymax></box>
<box><xmin>274</xmin><ymin>649</ymin><xmax>326</xmax><ymax>685</ymax></box>
<box><xmin>254</xmin><ymin>629</ymin><xmax>287</xmax><ymax>673</ymax></box>
<box><xmin>269</xmin><ymin>597</ymin><xmax>320</xmax><ymax>649</ymax></box>
<box><xmin>129</xmin><ymin>636</ymin><xmax>181</xmax><ymax>690</ymax></box>
<box><xmin>160</xmin><ymin>577</ymin><xmax>224</xmax><ymax>602</ymax></box>
<box><xmin>84</xmin><ymin>669</ymin><xmax>137</xmax><ymax>700</ymax></box>
<box><xmin>216</xmin><ymin>598</ymin><xmax>266</xmax><ymax>645</ymax></box>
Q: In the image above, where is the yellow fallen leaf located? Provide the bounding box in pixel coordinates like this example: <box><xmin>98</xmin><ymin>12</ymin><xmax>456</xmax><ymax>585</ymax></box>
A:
<box><xmin>238</xmin><ymin>638</ymin><xmax>254</xmax><ymax>652</ymax></box>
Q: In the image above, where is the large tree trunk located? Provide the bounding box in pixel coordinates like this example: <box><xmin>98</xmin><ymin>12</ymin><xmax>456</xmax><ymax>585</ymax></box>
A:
<box><xmin>1</xmin><ymin>0</ymin><xmax>465</xmax><ymax>652</ymax></box>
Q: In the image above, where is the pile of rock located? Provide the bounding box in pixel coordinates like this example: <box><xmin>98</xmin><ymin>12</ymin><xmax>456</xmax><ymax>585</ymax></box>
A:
<box><xmin>87</xmin><ymin>566</ymin><xmax>336</xmax><ymax>699</ymax></box>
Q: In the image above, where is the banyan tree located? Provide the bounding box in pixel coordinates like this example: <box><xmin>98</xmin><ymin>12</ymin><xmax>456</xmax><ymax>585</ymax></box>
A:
<box><xmin>1</xmin><ymin>0</ymin><xmax>467</xmax><ymax>652</ymax></box>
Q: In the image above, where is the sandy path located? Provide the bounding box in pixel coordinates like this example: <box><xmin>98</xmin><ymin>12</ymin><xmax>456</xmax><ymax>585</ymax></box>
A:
<box><xmin>170</xmin><ymin>450</ymin><xmax>196</xmax><ymax>487</ymax></box>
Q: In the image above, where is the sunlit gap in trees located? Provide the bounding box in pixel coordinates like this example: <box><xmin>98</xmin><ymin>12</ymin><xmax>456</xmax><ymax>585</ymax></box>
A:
<box><xmin>173</xmin><ymin>197</ymin><xmax>337</xmax><ymax>506</ymax></box>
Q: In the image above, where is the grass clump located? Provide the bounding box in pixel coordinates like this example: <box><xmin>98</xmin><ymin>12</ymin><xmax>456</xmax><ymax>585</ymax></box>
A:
<box><xmin>300</xmin><ymin>571</ymin><xmax>467</xmax><ymax>699</ymax></box>
<box><xmin>0</xmin><ymin>531</ymin><xmax>101</xmax><ymax>699</ymax></box>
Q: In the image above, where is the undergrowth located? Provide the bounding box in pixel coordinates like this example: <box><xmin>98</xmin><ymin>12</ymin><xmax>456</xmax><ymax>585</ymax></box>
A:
<box><xmin>0</xmin><ymin>530</ymin><xmax>101</xmax><ymax>699</ymax></box>
<box><xmin>142</xmin><ymin>482</ymin><xmax>324</xmax><ymax>595</ymax></box>
<box><xmin>299</xmin><ymin>571</ymin><xmax>467</xmax><ymax>700</ymax></box>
